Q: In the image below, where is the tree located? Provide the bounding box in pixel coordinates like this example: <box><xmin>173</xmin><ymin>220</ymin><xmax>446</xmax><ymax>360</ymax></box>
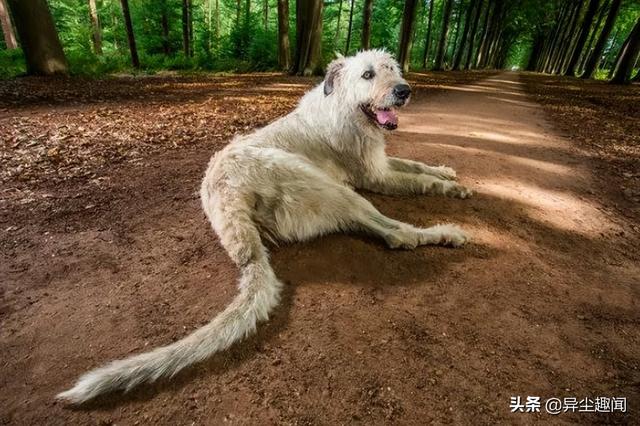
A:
<box><xmin>277</xmin><ymin>0</ymin><xmax>290</xmax><ymax>70</ymax></box>
<box><xmin>361</xmin><ymin>0</ymin><xmax>373</xmax><ymax>50</ymax></box>
<box><xmin>87</xmin><ymin>0</ymin><xmax>102</xmax><ymax>55</ymax></box>
<box><xmin>0</xmin><ymin>0</ymin><xmax>17</xmax><ymax>49</ymax></box>
<box><xmin>344</xmin><ymin>0</ymin><xmax>355</xmax><ymax>54</ymax></box>
<box><xmin>422</xmin><ymin>0</ymin><xmax>436</xmax><ymax>68</ymax></box>
<box><xmin>450</xmin><ymin>0</ymin><xmax>465</xmax><ymax>63</ymax></box>
<box><xmin>579</xmin><ymin>0</ymin><xmax>610</xmax><ymax>72</ymax></box>
<box><xmin>565</xmin><ymin>0</ymin><xmax>600</xmax><ymax>76</ymax></box>
<box><xmin>582</xmin><ymin>0</ymin><xmax>622</xmax><ymax>78</ymax></box>
<box><xmin>464</xmin><ymin>0</ymin><xmax>483</xmax><ymax>69</ymax></box>
<box><xmin>475</xmin><ymin>0</ymin><xmax>493</xmax><ymax>67</ymax></box>
<box><xmin>553</xmin><ymin>0</ymin><xmax>581</xmax><ymax>74</ymax></box>
<box><xmin>334</xmin><ymin>0</ymin><xmax>343</xmax><ymax>45</ymax></box>
<box><xmin>453</xmin><ymin>0</ymin><xmax>477</xmax><ymax>69</ymax></box>
<box><xmin>292</xmin><ymin>0</ymin><xmax>323</xmax><ymax>76</ymax></box>
<box><xmin>161</xmin><ymin>1</ymin><xmax>171</xmax><ymax>55</ymax></box>
<box><xmin>7</xmin><ymin>0</ymin><xmax>68</xmax><ymax>74</ymax></box>
<box><xmin>610</xmin><ymin>17</ymin><xmax>640</xmax><ymax>84</ymax></box>
<box><xmin>434</xmin><ymin>0</ymin><xmax>454</xmax><ymax>70</ymax></box>
<box><xmin>182</xmin><ymin>0</ymin><xmax>190</xmax><ymax>57</ymax></box>
<box><xmin>120</xmin><ymin>0</ymin><xmax>139</xmax><ymax>68</ymax></box>
<box><xmin>398</xmin><ymin>0</ymin><xmax>418</xmax><ymax>73</ymax></box>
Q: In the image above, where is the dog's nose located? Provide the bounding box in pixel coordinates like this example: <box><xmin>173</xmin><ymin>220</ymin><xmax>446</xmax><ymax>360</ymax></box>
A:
<box><xmin>393</xmin><ymin>84</ymin><xmax>412</xmax><ymax>100</ymax></box>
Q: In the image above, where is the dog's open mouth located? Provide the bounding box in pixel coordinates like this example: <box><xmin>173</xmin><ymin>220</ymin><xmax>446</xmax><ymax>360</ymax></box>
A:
<box><xmin>361</xmin><ymin>104</ymin><xmax>399</xmax><ymax>130</ymax></box>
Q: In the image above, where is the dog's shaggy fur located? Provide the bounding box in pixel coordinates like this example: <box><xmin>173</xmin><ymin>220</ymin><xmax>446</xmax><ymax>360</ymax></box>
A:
<box><xmin>58</xmin><ymin>50</ymin><xmax>472</xmax><ymax>404</ymax></box>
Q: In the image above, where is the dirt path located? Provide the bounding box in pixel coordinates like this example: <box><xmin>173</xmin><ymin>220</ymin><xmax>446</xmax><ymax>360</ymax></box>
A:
<box><xmin>1</xmin><ymin>73</ymin><xmax>638</xmax><ymax>425</ymax></box>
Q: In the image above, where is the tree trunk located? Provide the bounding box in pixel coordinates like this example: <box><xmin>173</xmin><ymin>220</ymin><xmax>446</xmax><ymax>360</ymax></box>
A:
<box><xmin>581</xmin><ymin>0</ymin><xmax>621</xmax><ymax>78</ymax></box>
<box><xmin>540</xmin><ymin>1</ymin><xmax>569</xmax><ymax>72</ymax></box>
<box><xmin>120</xmin><ymin>0</ymin><xmax>139</xmax><ymax>68</ymax></box>
<box><xmin>550</xmin><ymin>1</ymin><xmax>579</xmax><ymax>74</ymax></box>
<box><xmin>526</xmin><ymin>30</ymin><xmax>544</xmax><ymax>71</ymax></box>
<box><xmin>450</xmin><ymin>0</ymin><xmax>464</xmax><ymax>63</ymax></box>
<box><xmin>398</xmin><ymin>0</ymin><xmax>418</xmax><ymax>73</ymax></box>
<box><xmin>434</xmin><ymin>0</ymin><xmax>453</xmax><ymax>70</ymax></box>
<box><xmin>361</xmin><ymin>0</ymin><xmax>373</xmax><ymax>50</ymax></box>
<box><xmin>264</xmin><ymin>0</ymin><xmax>268</xmax><ymax>31</ymax></box>
<box><xmin>0</xmin><ymin>0</ymin><xmax>17</xmax><ymax>49</ymax></box>
<box><xmin>344</xmin><ymin>0</ymin><xmax>355</xmax><ymax>54</ymax></box>
<box><xmin>579</xmin><ymin>0</ymin><xmax>608</xmax><ymax>72</ymax></box>
<box><xmin>87</xmin><ymin>0</ymin><xmax>102</xmax><ymax>55</ymax></box>
<box><xmin>555</xmin><ymin>0</ymin><xmax>582</xmax><ymax>74</ymax></box>
<box><xmin>188</xmin><ymin>0</ymin><xmax>194</xmax><ymax>57</ymax></box>
<box><xmin>215</xmin><ymin>0</ymin><xmax>220</xmax><ymax>41</ymax></box>
<box><xmin>463</xmin><ymin>0</ymin><xmax>483</xmax><ymax>69</ymax></box>
<box><xmin>565</xmin><ymin>0</ymin><xmax>600</xmax><ymax>76</ymax></box>
<box><xmin>475</xmin><ymin>0</ymin><xmax>493</xmax><ymax>67</ymax></box>
<box><xmin>453</xmin><ymin>0</ymin><xmax>476</xmax><ymax>69</ymax></box>
<box><xmin>607</xmin><ymin>30</ymin><xmax>626</xmax><ymax>78</ymax></box>
<box><xmin>161</xmin><ymin>2</ymin><xmax>170</xmax><ymax>55</ymax></box>
<box><xmin>182</xmin><ymin>0</ymin><xmax>190</xmax><ymax>57</ymax></box>
<box><xmin>334</xmin><ymin>0</ymin><xmax>343</xmax><ymax>45</ymax></box>
<box><xmin>292</xmin><ymin>0</ymin><xmax>323</xmax><ymax>76</ymax></box>
<box><xmin>7</xmin><ymin>0</ymin><xmax>68</xmax><ymax>74</ymax></box>
<box><xmin>422</xmin><ymin>0</ymin><xmax>435</xmax><ymax>68</ymax></box>
<box><xmin>277</xmin><ymin>0</ymin><xmax>290</xmax><ymax>70</ymax></box>
<box><xmin>610</xmin><ymin>17</ymin><xmax>640</xmax><ymax>84</ymax></box>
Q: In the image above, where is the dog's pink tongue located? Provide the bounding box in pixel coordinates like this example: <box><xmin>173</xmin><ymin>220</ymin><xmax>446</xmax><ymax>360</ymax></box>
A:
<box><xmin>375</xmin><ymin>109</ymin><xmax>398</xmax><ymax>126</ymax></box>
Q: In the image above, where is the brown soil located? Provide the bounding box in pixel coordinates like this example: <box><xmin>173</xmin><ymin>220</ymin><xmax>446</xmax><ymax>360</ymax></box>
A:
<box><xmin>1</xmin><ymin>72</ymin><xmax>638</xmax><ymax>425</ymax></box>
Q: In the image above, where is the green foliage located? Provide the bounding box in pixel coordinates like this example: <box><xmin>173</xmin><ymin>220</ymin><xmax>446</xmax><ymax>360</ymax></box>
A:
<box><xmin>0</xmin><ymin>0</ymin><xmax>638</xmax><ymax>78</ymax></box>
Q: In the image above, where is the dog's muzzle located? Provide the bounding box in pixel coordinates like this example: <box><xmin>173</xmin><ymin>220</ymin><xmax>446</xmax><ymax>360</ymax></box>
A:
<box><xmin>393</xmin><ymin>83</ymin><xmax>411</xmax><ymax>106</ymax></box>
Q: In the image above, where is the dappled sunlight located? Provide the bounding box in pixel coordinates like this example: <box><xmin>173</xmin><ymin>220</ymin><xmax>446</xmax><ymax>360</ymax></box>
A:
<box><xmin>478</xmin><ymin>179</ymin><xmax>620</xmax><ymax>236</ymax></box>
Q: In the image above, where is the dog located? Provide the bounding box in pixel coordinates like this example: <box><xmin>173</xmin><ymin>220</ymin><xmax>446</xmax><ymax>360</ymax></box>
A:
<box><xmin>57</xmin><ymin>49</ymin><xmax>472</xmax><ymax>404</ymax></box>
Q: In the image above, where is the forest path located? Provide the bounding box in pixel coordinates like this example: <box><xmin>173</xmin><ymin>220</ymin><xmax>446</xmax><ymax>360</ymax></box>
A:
<box><xmin>1</xmin><ymin>73</ymin><xmax>638</xmax><ymax>424</ymax></box>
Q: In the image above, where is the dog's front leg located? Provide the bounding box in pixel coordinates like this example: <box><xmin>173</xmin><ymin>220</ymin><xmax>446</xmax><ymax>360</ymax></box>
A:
<box><xmin>388</xmin><ymin>157</ymin><xmax>457</xmax><ymax>181</ymax></box>
<box><xmin>364</xmin><ymin>170</ymin><xmax>473</xmax><ymax>199</ymax></box>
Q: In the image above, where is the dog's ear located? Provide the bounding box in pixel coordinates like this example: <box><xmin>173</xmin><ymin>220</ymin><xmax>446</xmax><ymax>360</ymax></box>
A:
<box><xmin>324</xmin><ymin>58</ymin><xmax>345</xmax><ymax>96</ymax></box>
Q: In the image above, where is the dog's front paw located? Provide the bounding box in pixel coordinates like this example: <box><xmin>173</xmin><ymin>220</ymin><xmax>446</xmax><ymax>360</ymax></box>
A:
<box><xmin>444</xmin><ymin>182</ymin><xmax>473</xmax><ymax>199</ymax></box>
<box><xmin>433</xmin><ymin>165</ymin><xmax>457</xmax><ymax>181</ymax></box>
<box><xmin>431</xmin><ymin>224</ymin><xmax>469</xmax><ymax>247</ymax></box>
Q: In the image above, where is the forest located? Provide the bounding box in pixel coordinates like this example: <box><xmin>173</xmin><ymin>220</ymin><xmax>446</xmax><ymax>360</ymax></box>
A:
<box><xmin>1</xmin><ymin>0</ymin><xmax>639</xmax><ymax>83</ymax></box>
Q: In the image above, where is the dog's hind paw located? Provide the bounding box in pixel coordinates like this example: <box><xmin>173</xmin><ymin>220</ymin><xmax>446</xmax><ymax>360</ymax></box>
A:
<box><xmin>444</xmin><ymin>182</ymin><xmax>473</xmax><ymax>199</ymax></box>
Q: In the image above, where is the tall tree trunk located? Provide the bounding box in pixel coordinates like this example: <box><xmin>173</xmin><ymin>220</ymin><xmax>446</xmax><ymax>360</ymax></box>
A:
<box><xmin>422</xmin><ymin>0</ymin><xmax>435</xmax><ymax>68</ymax></box>
<box><xmin>555</xmin><ymin>0</ymin><xmax>582</xmax><ymax>74</ymax></box>
<box><xmin>398</xmin><ymin>0</ymin><xmax>418</xmax><ymax>73</ymax></box>
<box><xmin>526</xmin><ymin>30</ymin><xmax>544</xmax><ymax>71</ymax></box>
<box><xmin>361</xmin><ymin>0</ymin><xmax>373</xmax><ymax>50</ymax></box>
<box><xmin>453</xmin><ymin>0</ymin><xmax>476</xmax><ymax>69</ymax></box>
<box><xmin>565</xmin><ymin>0</ymin><xmax>600</xmax><ymax>76</ymax></box>
<box><xmin>0</xmin><ymin>0</ymin><xmax>17</xmax><ymax>49</ymax></box>
<box><xmin>601</xmin><ymin>29</ymin><xmax>620</xmax><ymax>71</ymax></box>
<box><xmin>607</xmin><ymin>30</ymin><xmax>626</xmax><ymax>77</ymax></box>
<box><xmin>206</xmin><ymin>0</ymin><xmax>211</xmax><ymax>52</ymax></box>
<box><xmin>87</xmin><ymin>0</ymin><xmax>102</xmax><ymax>55</ymax></box>
<box><xmin>182</xmin><ymin>0</ymin><xmax>190</xmax><ymax>57</ymax></box>
<box><xmin>540</xmin><ymin>1</ymin><xmax>568</xmax><ymax>72</ymax></box>
<box><xmin>215</xmin><ymin>0</ymin><xmax>220</xmax><ymax>41</ymax></box>
<box><xmin>463</xmin><ymin>0</ymin><xmax>483</xmax><ymax>69</ymax></box>
<box><xmin>120</xmin><ymin>0</ymin><xmax>139</xmax><ymax>68</ymax></box>
<box><xmin>434</xmin><ymin>0</ymin><xmax>454</xmax><ymax>70</ymax></box>
<box><xmin>277</xmin><ymin>0</ymin><xmax>290</xmax><ymax>70</ymax></box>
<box><xmin>450</xmin><ymin>0</ymin><xmax>464</xmax><ymax>62</ymax></box>
<box><xmin>579</xmin><ymin>0</ymin><xmax>609</xmax><ymax>72</ymax></box>
<box><xmin>188</xmin><ymin>0</ymin><xmax>194</xmax><ymax>57</ymax></box>
<box><xmin>610</xmin><ymin>18</ymin><xmax>640</xmax><ymax>84</ymax></box>
<box><xmin>550</xmin><ymin>1</ymin><xmax>579</xmax><ymax>74</ymax></box>
<box><xmin>292</xmin><ymin>0</ymin><xmax>323</xmax><ymax>76</ymax></box>
<box><xmin>333</xmin><ymin>0</ymin><xmax>343</xmax><ymax>45</ymax></box>
<box><xmin>264</xmin><ymin>0</ymin><xmax>268</xmax><ymax>31</ymax></box>
<box><xmin>161</xmin><ymin>2</ymin><xmax>170</xmax><ymax>55</ymax></box>
<box><xmin>344</xmin><ymin>0</ymin><xmax>355</xmax><ymax>54</ymax></box>
<box><xmin>581</xmin><ymin>0</ymin><xmax>621</xmax><ymax>78</ymax></box>
<box><xmin>7</xmin><ymin>0</ymin><xmax>68</xmax><ymax>74</ymax></box>
<box><xmin>475</xmin><ymin>0</ymin><xmax>493</xmax><ymax>67</ymax></box>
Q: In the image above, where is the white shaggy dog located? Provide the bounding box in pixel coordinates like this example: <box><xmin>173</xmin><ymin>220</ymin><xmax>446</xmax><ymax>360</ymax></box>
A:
<box><xmin>58</xmin><ymin>49</ymin><xmax>472</xmax><ymax>404</ymax></box>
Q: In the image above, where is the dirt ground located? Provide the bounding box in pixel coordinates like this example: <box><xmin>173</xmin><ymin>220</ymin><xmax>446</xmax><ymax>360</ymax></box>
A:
<box><xmin>1</xmin><ymin>71</ymin><xmax>639</xmax><ymax>425</ymax></box>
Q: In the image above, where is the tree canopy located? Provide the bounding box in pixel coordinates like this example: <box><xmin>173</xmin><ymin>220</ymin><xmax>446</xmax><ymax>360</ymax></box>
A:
<box><xmin>0</xmin><ymin>0</ymin><xmax>638</xmax><ymax>83</ymax></box>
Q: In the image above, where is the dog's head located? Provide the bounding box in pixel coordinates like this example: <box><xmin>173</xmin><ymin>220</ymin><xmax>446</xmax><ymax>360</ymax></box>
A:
<box><xmin>323</xmin><ymin>49</ymin><xmax>411</xmax><ymax>131</ymax></box>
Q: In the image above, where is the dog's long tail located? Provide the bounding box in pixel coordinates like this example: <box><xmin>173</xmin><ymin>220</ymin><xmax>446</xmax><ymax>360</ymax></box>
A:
<box><xmin>57</xmin><ymin>187</ymin><xmax>283</xmax><ymax>404</ymax></box>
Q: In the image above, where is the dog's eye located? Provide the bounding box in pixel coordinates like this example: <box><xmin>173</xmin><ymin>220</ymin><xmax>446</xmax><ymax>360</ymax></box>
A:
<box><xmin>362</xmin><ymin>70</ymin><xmax>374</xmax><ymax>80</ymax></box>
